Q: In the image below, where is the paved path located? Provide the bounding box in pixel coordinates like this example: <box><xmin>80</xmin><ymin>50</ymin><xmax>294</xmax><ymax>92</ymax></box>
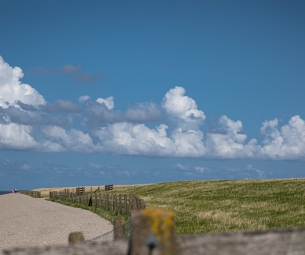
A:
<box><xmin>0</xmin><ymin>193</ymin><xmax>113</xmax><ymax>253</ymax></box>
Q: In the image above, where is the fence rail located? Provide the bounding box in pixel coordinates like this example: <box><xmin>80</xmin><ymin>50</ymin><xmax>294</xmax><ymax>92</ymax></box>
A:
<box><xmin>49</xmin><ymin>189</ymin><xmax>145</xmax><ymax>215</ymax></box>
<box><xmin>19</xmin><ymin>190</ymin><xmax>41</xmax><ymax>197</ymax></box>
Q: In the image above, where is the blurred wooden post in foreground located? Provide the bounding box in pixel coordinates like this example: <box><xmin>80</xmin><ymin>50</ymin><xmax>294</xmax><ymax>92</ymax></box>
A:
<box><xmin>130</xmin><ymin>208</ymin><xmax>176</xmax><ymax>255</ymax></box>
<box><xmin>68</xmin><ymin>232</ymin><xmax>84</xmax><ymax>244</ymax></box>
<box><xmin>114</xmin><ymin>218</ymin><xmax>125</xmax><ymax>240</ymax></box>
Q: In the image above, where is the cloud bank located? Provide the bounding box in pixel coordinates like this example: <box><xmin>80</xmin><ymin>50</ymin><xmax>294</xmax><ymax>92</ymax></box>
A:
<box><xmin>30</xmin><ymin>63</ymin><xmax>101</xmax><ymax>83</ymax></box>
<box><xmin>1</xmin><ymin>56</ymin><xmax>305</xmax><ymax>160</ymax></box>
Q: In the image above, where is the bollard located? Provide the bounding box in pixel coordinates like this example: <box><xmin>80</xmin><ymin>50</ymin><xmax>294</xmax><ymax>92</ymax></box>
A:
<box><xmin>130</xmin><ymin>208</ymin><xmax>176</xmax><ymax>255</ymax></box>
<box><xmin>68</xmin><ymin>232</ymin><xmax>85</xmax><ymax>244</ymax></box>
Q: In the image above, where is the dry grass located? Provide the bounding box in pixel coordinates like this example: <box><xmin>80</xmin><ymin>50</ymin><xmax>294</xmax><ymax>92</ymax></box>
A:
<box><xmin>35</xmin><ymin>178</ymin><xmax>305</xmax><ymax>235</ymax></box>
<box><xmin>105</xmin><ymin>178</ymin><xmax>305</xmax><ymax>234</ymax></box>
<box><xmin>33</xmin><ymin>186</ymin><xmax>100</xmax><ymax>197</ymax></box>
<box><xmin>34</xmin><ymin>184</ymin><xmax>151</xmax><ymax>197</ymax></box>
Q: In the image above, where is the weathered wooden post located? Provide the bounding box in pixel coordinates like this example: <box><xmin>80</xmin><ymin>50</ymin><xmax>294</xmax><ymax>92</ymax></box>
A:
<box><xmin>90</xmin><ymin>187</ymin><xmax>92</xmax><ymax>205</ymax></box>
<box><xmin>133</xmin><ymin>196</ymin><xmax>138</xmax><ymax>211</ymax></box>
<box><xmin>114</xmin><ymin>195</ymin><xmax>116</xmax><ymax>213</ymax></box>
<box><xmin>95</xmin><ymin>192</ymin><xmax>97</xmax><ymax>207</ymax></box>
<box><xmin>111</xmin><ymin>195</ymin><xmax>114</xmax><ymax>212</ymax></box>
<box><xmin>114</xmin><ymin>217</ymin><xmax>125</xmax><ymax>240</ymax></box>
<box><xmin>140</xmin><ymin>199</ymin><xmax>146</xmax><ymax>210</ymax></box>
<box><xmin>68</xmin><ymin>232</ymin><xmax>85</xmax><ymax>244</ymax></box>
<box><xmin>130</xmin><ymin>208</ymin><xmax>176</xmax><ymax>255</ymax></box>
<box><xmin>129</xmin><ymin>195</ymin><xmax>132</xmax><ymax>214</ymax></box>
<box><xmin>137</xmin><ymin>196</ymin><xmax>141</xmax><ymax>210</ymax></box>
<box><xmin>119</xmin><ymin>194</ymin><xmax>122</xmax><ymax>214</ymax></box>
<box><xmin>124</xmin><ymin>194</ymin><xmax>128</xmax><ymax>214</ymax></box>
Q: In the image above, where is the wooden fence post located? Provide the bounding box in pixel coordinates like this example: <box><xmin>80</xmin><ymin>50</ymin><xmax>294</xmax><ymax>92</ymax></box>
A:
<box><xmin>68</xmin><ymin>232</ymin><xmax>85</xmax><ymax>244</ymax></box>
<box><xmin>119</xmin><ymin>194</ymin><xmax>122</xmax><ymax>214</ymax></box>
<box><xmin>124</xmin><ymin>194</ymin><xmax>127</xmax><ymax>215</ymax></box>
<box><xmin>129</xmin><ymin>195</ymin><xmax>132</xmax><ymax>215</ymax></box>
<box><xmin>130</xmin><ymin>208</ymin><xmax>176</xmax><ymax>255</ymax></box>
<box><xmin>140</xmin><ymin>199</ymin><xmax>146</xmax><ymax>210</ymax></box>
<box><xmin>136</xmin><ymin>196</ymin><xmax>140</xmax><ymax>210</ymax></box>
<box><xmin>133</xmin><ymin>196</ymin><xmax>138</xmax><ymax>211</ymax></box>
<box><xmin>114</xmin><ymin>218</ymin><xmax>125</xmax><ymax>240</ymax></box>
<box><xmin>111</xmin><ymin>195</ymin><xmax>114</xmax><ymax>212</ymax></box>
<box><xmin>95</xmin><ymin>192</ymin><xmax>97</xmax><ymax>207</ymax></box>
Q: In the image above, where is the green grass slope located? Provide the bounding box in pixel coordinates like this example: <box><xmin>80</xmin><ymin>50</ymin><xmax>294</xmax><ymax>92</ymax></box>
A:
<box><xmin>107</xmin><ymin>179</ymin><xmax>305</xmax><ymax>235</ymax></box>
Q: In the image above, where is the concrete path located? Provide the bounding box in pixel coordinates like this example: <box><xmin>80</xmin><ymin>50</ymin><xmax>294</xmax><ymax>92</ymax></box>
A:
<box><xmin>0</xmin><ymin>193</ymin><xmax>113</xmax><ymax>253</ymax></box>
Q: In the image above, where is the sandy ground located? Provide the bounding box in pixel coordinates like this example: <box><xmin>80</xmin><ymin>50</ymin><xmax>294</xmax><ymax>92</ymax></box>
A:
<box><xmin>0</xmin><ymin>193</ymin><xmax>113</xmax><ymax>253</ymax></box>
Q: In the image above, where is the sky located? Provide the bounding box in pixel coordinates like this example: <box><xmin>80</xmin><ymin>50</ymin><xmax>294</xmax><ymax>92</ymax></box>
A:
<box><xmin>0</xmin><ymin>0</ymin><xmax>305</xmax><ymax>190</ymax></box>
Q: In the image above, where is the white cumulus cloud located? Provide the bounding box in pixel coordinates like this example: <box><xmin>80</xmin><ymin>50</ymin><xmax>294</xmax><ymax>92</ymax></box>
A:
<box><xmin>162</xmin><ymin>86</ymin><xmax>206</xmax><ymax>130</ymax></box>
<box><xmin>94</xmin><ymin>122</ymin><xmax>175</xmax><ymax>156</ymax></box>
<box><xmin>78</xmin><ymin>95</ymin><xmax>90</xmax><ymax>102</ymax></box>
<box><xmin>260</xmin><ymin>115</ymin><xmax>305</xmax><ymax>160</ymax></box>
<box><xmin>96</xmin><ymin>96</ymin><xmax>114</xmax><ymax>110</ymax></box>
<box><xmin>42</xmin><ymin>126</ymin><xmax>95</xmax><ymax>153</ymax></box>
<box><xmin>0</xmin><ymin>123</ymin><xmax>38</xmax><ymax>150</ymax></box>
<box><xmin>205</xmin><ymin>115</ymin><xmax>259</xmax><ymax>159</ymax></box>
<box><xmin>0</xmin><ymin>56</ymin><xmax>45</xmax><ymax>108</ymax></box>
<box><xmin>2</xmin><ymin>56</ymin><xmax>305</xmax><ymax>161</ymax></box>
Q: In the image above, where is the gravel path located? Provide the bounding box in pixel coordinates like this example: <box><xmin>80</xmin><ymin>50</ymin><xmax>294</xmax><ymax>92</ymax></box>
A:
<box><xmin>0</xmin><ymin>193</ymin><xmax>113</xmax><ymax>253</ymax></box>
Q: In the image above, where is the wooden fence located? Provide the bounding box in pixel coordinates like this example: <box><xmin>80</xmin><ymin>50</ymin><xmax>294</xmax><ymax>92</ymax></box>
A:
<box><xmin>4</xmin><ymin>208</ymin><xmax>305</xmax><ymax>255</ymax></box>
<box><xmin>49</xmin><ymin>190</ymin><xmax>145</xmax><ymax>215</ymax></box>
<box><xmin>105</xmin><ymin>184</ymin><xmax>113</xmax><ymax>191</ymax></box>
<box><xmin>19</xmin><ymin>190</ymin><xmax>41</xmax><ymax>197</ymax></box>
<box><xmin>76</xmin><ymin>187</ymin><xmax>85</xmax><ymax>195</ymax></box>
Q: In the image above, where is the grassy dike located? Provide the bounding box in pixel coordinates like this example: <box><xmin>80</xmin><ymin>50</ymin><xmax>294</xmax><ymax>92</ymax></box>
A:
<box><xmin>104</xmin><ymin>178</ymin><xmax>305</xmax><ymax>235</ymax></box>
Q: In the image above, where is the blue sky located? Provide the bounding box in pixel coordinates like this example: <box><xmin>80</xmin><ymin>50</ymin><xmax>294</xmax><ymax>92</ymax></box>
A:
<box><xmin>0</xmin><ymin>0</ymin><xmax>305</xmax><ymax>190</ymax></box>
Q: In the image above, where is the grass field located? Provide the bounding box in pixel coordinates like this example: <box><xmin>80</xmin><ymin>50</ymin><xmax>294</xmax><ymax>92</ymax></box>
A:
<box><xmin>35</xmin><ymin>178</ymin><xmax>305</xmax><ymax>235</ymax></box>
